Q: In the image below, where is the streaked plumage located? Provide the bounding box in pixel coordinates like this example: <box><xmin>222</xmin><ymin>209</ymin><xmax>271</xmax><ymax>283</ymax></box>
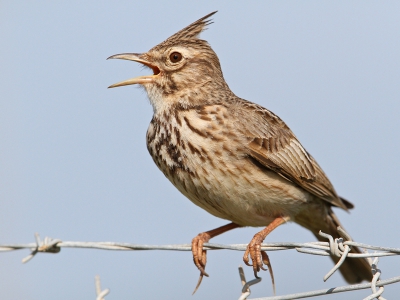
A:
<box><xmin>108</xmin><ymin>11</ymin><xmax>372</xmax><ymax>291</ymax></box>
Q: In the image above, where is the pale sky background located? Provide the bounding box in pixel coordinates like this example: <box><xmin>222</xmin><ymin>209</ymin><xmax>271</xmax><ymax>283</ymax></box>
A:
<box><xmin>1</xmin><ymin>1</ymin><xmax>400</xmax><ymax>299</ymax></box>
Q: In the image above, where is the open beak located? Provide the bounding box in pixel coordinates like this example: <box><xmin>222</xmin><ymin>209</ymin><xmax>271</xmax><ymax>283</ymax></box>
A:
<box><xmin>107</xmin><ymin>53</ymin><xmax>160</xmax><ymax>88</ymax></box>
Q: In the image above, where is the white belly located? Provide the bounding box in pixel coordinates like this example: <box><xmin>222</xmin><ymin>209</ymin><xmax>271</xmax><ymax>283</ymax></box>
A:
<box><xmin>147</xmin><ymin>107</ymin><xmax>312</xmax><ymax>227</ymax></box>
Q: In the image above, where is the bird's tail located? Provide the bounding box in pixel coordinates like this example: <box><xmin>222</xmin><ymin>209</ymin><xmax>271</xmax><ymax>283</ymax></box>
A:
<box><xmin>296</xmin><ymin>207</ymin><xmax>373</xmax><ymax>283</ymax></box>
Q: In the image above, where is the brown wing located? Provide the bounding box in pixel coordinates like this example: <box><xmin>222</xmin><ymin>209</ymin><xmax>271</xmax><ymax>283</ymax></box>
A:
<box><xmin>231</xmin><ymin>99</ymin><xmax>349</xmax><ymax>210</ymax></box>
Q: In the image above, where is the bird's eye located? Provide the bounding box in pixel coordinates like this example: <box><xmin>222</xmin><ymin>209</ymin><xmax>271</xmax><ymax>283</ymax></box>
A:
<box><xmin>169</xmin><ymin>52</ymin><xmax>182</xmax><ymax>63</ymax></box>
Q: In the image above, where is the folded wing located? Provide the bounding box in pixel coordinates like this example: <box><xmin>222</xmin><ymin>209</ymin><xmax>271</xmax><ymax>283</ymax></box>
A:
<box><xmin>232</xmin><ymin>99</ymin><xmax>349</xmax><ymax>210</ymax></box>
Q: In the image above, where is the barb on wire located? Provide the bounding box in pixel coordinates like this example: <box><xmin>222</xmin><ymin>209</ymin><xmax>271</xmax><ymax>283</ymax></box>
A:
<box><xmin>21</xmin><ymin>233</ymin><xmax>61</xmax><ymax>263</ymax></box>
<box><xmin>95</xmin><ymin>275</ymin><xmax>110</xmax><ymax>300</ymax></box>
<box><xmin>238</xmin><ymin>265</ymin><xmax>262</xmax><ymax>300</ymax></box>
<box><xmin>320</xmin><ymin>226</ymin><xmax>353</xmax><ymax>282</ymax></box>
<box><xmin>363</xmin><ymin>257</ymin><xmax>385</xmax><ymax>300</ymax></box>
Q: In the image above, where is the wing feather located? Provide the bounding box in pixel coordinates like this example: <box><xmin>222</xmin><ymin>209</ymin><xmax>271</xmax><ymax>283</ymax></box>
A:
<box><xmin>232</xmin><ymin>99</ymin><xmax>349</xmax><ymax>210</ymax></box>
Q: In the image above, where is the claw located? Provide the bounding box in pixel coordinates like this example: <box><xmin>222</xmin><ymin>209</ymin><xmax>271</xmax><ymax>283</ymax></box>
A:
<box><xmin>260</xmin><ymin>265</ymin><xmax>267</xmax><ymax>271</ymax></box>
<box><xmin>192</xmin><ymin>274</ymin><xmax>204</xmax><ymax>295</ymax></box>
<box><xmin>243</xmin><ymin>248</ymin><xmax>252</xmax><ymax>266</ymax></box>
<box><xmin>261</xmin><ymin>251</ymin><xmax>276</xmax><ymax>295</ymax></box>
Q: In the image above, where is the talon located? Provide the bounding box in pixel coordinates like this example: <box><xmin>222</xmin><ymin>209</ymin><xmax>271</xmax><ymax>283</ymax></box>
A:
<box><xmin>243</xmin><ymin>248</ymin><xmax>252</xmax><ymax>266</ymax></box>
<box><xmin>243</xmin><ymin>256</ymin><xmax>252</xmax><ymax>266</ymax></box>
<box><xmin>261</xmin><ymin>251</ymin><xmax>276</xmax><ymax>295</ymax></box>
<box><xmin>254</xmin><ymin>265</ymin><xmax>259</xmax><ymax>273</ymax></box>
<box><xmin>192</xmin><ymin>273</ymin><xmax>204</xmax><ymax>295</ymax></box>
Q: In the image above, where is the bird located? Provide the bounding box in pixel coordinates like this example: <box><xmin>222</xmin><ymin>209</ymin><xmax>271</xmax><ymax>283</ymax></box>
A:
<box><xmin>108</xmin><ymin>11</ymin><xmax>373</xmax><ymax>292</ymax></box>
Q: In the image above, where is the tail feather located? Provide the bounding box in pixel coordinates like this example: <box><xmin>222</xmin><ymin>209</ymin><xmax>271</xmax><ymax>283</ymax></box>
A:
<box><xmin>296</xmin><ymin>206</ymin><xmax>373</xmax><ymax>283</ymax></box>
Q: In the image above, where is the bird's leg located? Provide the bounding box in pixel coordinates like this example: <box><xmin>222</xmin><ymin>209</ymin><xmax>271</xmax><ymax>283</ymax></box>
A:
<box><xmin>192</xmin><ymin>222</ymin><xmax>240</xmax><ymax>294</ymax></box>
<box><xmin>243</xmin><ymin>216</ymin><xmax>289</xmax><ymax>277</ymax></box>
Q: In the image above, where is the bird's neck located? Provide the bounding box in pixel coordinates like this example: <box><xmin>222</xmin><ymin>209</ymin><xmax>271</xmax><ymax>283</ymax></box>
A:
<box><xmin>145</xmin><ymin>81</ymin><xmax>234</xmax><ymax>115</ymax></box>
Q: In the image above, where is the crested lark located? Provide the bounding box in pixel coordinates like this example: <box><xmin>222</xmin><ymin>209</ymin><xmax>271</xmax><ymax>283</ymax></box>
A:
<box><xmin>108</xmin><ymin>11</ymin><xmax>372</xmax><ymax>290</ymax></box>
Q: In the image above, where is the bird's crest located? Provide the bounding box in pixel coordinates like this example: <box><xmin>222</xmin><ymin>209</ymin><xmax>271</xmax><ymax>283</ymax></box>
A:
<box><xmin>155</xmin><ymin>11</ymin><xmax>217</xmax><ymax>48</ymax></box>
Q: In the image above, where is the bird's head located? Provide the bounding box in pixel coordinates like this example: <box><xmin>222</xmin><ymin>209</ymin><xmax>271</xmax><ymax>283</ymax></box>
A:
<box><xmin>108</xmin><ymin>11</ymin><xmax>231</xmax><ymax>112</ymax></box>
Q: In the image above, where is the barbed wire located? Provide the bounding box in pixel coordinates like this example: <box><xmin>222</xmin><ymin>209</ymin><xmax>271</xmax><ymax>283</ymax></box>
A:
<box><xmin>1</xmin><ymin>227</ymin><xmax>399</xmax><ymax>299</ymax></box>
<box><xmin>95</xmin><ymin>275</ymin><xmax>109</xmax><ymax>300</ymax></box>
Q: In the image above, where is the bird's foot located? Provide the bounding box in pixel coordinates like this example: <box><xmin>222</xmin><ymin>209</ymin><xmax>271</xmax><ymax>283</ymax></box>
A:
<box><xmin>243</xmin><ymin>235</ymin><xmax>276</xmax><ymax>294</ymax></box>
<box><xmin>190</xmin><ymin>223</ymin><xmax>240</xmax><ymax>294</ymax></box>
<box><xmin>192</xmin><ymin>232</ymin><xmax>210</xmax><ymax>276</ymax></box>
<box><xmin>242</xmin><ymin>216</ymin><xmax>289</xmax><ymax>294</ymax></box>
<box><xmin>243</xmin><ymin>231</ymin><xmax>268</xmax><ymax>275</ymax></box>
<box><xmin>191</xmin><ymin>232</ymin><xmax>210</xmax><ymax>294</ymax></box>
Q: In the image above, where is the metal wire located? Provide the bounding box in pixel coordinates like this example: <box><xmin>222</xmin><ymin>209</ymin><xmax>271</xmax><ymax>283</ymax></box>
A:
<box><xmin>239</xmin><ymin>265</ymin><xmax>262</xmax><ymax>300</ymax></box>
<box><xmin>245</xmin><ymin>276</ymin><xmax>400</xmax><ymax>300</ymax></box>
<box><xmin>1</xmin><ymin>228</ymin><xmax>399</xmax><ymax>299</ymax></box>
<box><xmin>95</xmin><ymin>275</ymin><xmax>110</xmax><ymax>300</ymax></box>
